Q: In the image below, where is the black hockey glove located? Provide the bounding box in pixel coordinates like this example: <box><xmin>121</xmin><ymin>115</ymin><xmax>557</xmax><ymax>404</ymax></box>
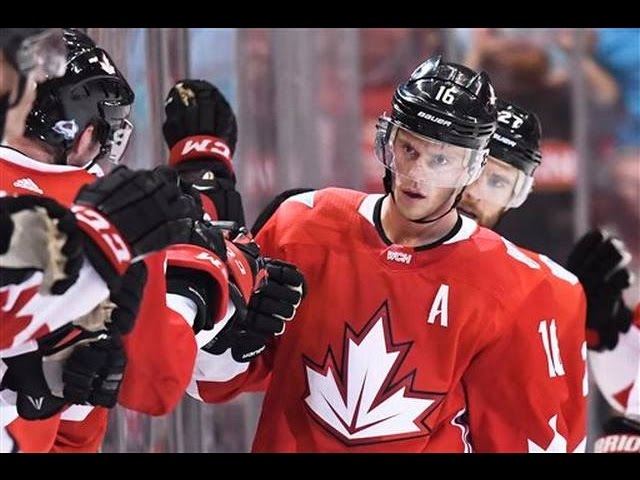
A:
<box><xmin>567</xmin><ymin>229</ymin><xmax>634</xmax><ymax>351</ymax></box>
<box><xmin>61</xmin><ymin>331</ymin><xmax>126</xmax><ymax>408</ymax></box>
<box><xmin>163</xmin><ymin>79</ymin><xmax>237</xmax><ymax>154</ymax></box>
<box><xmin>73</xmin><ymin>166</ymin><xmax>200</xmax><ymax>290</ymax></box>
<box><xmin>203</xmin><ymin>228</ymin><xmax>305</xmax><ymax>362</ymax></box>
<box><xmin>163</xmin><ymin>79</ymin><xmax>244</xmax><ymax>225</ymax></box>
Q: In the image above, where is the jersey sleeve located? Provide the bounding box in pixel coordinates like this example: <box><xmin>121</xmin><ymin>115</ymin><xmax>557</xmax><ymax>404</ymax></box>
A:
<box><xmin>3</xmin><ymin>412</ymin><xmax>61</xmax><ymax>453</ymax></box>
<box><xmin>462</xmin><ymin>276</ymin><xmax>588</xmax><ymax>452</ymax></box>
<box><xmin>1</xmin><ymin>259</ymin><xmax>110</xmax><ymax>353</ymax></box>
<box><xmin>50</xmin><ymin>406</ymin><xmax>108</xmax><ymax>453</ymax></box>
<box><xmin>117</xmin><ymin>252</ymin><xmax>198</xmax><ymax>416</ymax></box>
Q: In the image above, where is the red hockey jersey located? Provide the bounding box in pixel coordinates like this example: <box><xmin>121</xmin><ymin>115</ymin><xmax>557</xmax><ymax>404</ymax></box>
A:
<box><xmin>192</xmin><ymin>188</ymin><xmax>587</xmax><ymax>452</ymax></box>
<box><xmin>0</xmin><ymin>148</ymin><xmax>109</xmax><ymax>353</ymax></box>
<box><xmin>0</xmin><ymin>146</ymin><xmax>198</xmax><ymax>451</ymax></box>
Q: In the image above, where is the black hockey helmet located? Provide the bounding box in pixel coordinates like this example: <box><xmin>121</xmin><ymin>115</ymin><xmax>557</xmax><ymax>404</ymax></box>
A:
<box><xmin>25</xmin><ymin>29</ymin><xmax>134</xmax><ymax>165</ymax></box>
<box><xmin>375</xmin><ymin>56</ymin><xmax>498</xmax><ymax>193</ymax></box>
<box><xmin>489</xmin><ymin>99</ymin><xmax>542</xmax><ymax>177</ymax></box>
<box><xmin>389</xmin><ymin>55</ymin><xmax>498</xmax><ymax>151</ymax></box>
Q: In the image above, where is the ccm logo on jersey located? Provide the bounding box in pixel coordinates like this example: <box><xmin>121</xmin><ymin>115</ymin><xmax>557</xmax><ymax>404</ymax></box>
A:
<box><xmin>386</xmin><ymin>250</ymin><xmax>412</xmax><ymax>264</ymax></box>
<box><xmin>71</xmin><ymin>205</ymin><xmax>132</xmax><ymax>273</ymax></box>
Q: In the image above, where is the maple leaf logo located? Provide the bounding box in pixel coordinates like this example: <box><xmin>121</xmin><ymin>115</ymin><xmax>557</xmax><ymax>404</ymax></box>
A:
<box><xmin>527</xmin><ymin>415</ymin><xmax>586</xmax><ymax>453</ymax></box>
<box><xmin>0</xmin><ymin>284</ymin><xmax>39</xmax><ymax>349</ymax></box>
<box><xmin>99</xmin><ymin>54</ymin><xmax>116</xmax><ymax>75</ymax></box>
<box><xmin>303</xmin><ymin>302</ymin><xmax>444</xmax><ymax>445</ymax></box>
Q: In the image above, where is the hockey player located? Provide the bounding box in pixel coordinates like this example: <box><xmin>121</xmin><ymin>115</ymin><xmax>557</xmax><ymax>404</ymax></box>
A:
<box><xmin>0</xmin><ymin>167</ymin><xmax>200</xmax><ymax>452</ymax></box>
<box><xmin>1</xmin><ymin>30</ymin><xmax>305</xmax><ymax>453</ymax></box>
<box><xmin>0</xmin><ymin>28</ymin><xmax>219</xmax><ymax>452</ymax></box>
<box><xmin>186</xmin><ymin>56</ymin><xmax>587</xmax><ymax>452</ymax></box>
<box><xmin>456</xmin><ymin>99</ymin><xmax>638</xmax><ymax>453</ymax></box>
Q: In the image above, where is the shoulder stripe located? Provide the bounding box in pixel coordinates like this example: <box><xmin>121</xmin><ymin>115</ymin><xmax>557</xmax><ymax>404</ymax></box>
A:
<box><xmin>358</xmin><ymin>194</ymin><xmax>384</xmax><ymax>225</ymax></box>
<box><xmin>443</xmin><ymin>215</ymin><xmax>478</xmax><ymax>245</ymax></box>
<box><xmin>285</xmin><ymin>190</ymin><xmax>317</xmax><ymax>208</ymax></box>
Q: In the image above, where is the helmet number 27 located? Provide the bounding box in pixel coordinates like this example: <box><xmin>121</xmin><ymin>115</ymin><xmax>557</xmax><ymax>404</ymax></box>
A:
<box><xmin>497</xmin><ymin>110</ymin><xmax>524</xmax><ymax>129</ymax></box>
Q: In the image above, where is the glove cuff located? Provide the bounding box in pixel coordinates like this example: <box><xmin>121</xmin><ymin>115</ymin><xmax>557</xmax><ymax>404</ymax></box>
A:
<box><xmin>168</xmin><ymin>135</ymin><xmax>233</xmax><ymax>174</ymax></box>
<box><xmin>71</xmin><ymin>204</ymin><xmax>133</xmax><ymax>278</ymax></box>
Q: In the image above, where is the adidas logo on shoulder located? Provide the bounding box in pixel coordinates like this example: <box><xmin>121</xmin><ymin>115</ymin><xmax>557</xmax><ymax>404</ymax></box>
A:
<box><xmin>13</xmin><ymin>177</ymin><xmax>43</xmax><ymax>194</ymax></box>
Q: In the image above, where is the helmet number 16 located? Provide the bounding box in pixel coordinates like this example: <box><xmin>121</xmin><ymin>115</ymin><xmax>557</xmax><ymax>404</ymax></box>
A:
<box><xmin>435</xmin><ymin>86</ymin><xmax>456</xmax><ymax>105</ymax></box>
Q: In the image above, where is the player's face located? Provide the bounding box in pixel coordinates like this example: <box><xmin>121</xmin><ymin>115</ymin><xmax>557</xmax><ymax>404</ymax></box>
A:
<box><xmin>459</xmin><ymin>156</ymin><xmax>521</xmax><ymax>228</ymax></box>
<box><xmin>390</xmin><ymin>129</ymin><xmax>462</xmax><ymax>222</ymax></box>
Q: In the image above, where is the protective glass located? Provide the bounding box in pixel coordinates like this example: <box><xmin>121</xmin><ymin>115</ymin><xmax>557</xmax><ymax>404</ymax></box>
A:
<box><xmin>375</xmin><ymin>116</ymin><xmax>488</xmax><ymax>189</ymax></box>
<box><xmin>466</xmin><ymin>156</ymin><xmax>534</xmax><ymax>210</ymax></box>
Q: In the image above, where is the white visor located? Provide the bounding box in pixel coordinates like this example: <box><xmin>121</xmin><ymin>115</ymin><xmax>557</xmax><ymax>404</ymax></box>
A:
<box><xmin>375</xmin><ymin>116</ymin><xmax>488</xmax><ymax>189</ymax></box>
<box><xmin>465</xmin><ymin>156</ymin><xmax>534</xmax><ymax>210</ymax></box>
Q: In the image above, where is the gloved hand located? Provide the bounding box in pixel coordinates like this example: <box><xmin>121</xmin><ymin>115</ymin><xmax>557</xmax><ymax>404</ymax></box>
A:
<box><xmin>203</xmin><ymin>228</ymin><xmax>305</xmax><ymax>362</ymax></box>
<box><xmin>47</xmin><ymin>261</ymin><xmax>147</xmax><ymax>409</ymax></box>
<box><xmin>61</xmin><ymin>261</ymin><xmax>147</xmax><ymax>407</ymax></box>
<box><xmin>162</xmin><ymin>79</ymin><xmax>244</xmax><ymax>225</ymax></box>
<box><xmin>0</xmin><ymin>349</ymin><xmax>67</xmax><ymax>420</ymax></box>
<box><xmin>163</xmin><ymin>79</ymin><xmax>237</xmax><ymax>154</ymax></box>
<box><xmin>73</xmin><ymin>165</ymin><xmax>200</xmax><ymax>289</ymax></box>
<box><xmin>0</xmin><ymin>194</ymin><xmax>83</xmax><ymax>294</ymax></box>
<box><xmin>61</xmin><ymin>331</ymin><xmax>126</xmax><ymax>408</ymax></box>
<box><xmin>166</xmin><ymin>219</ymin><xmax>230</xmax><ymax>334</ymax></box>
<box><xmin>567</xmin><ymin>229</ymin><xmax>634</xmax><ymax>351</ymax></box>
<box><xmin>0</xmin><ymin>318</ymin><xmax>109</xmax><ymax>419</ymax></box>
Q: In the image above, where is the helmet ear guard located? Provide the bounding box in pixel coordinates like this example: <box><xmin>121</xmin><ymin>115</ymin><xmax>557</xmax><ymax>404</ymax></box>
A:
<box><xmin>375</xmin><ymin>115</ymin><xmax>395</xmax><ymax>194</ymax></box>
